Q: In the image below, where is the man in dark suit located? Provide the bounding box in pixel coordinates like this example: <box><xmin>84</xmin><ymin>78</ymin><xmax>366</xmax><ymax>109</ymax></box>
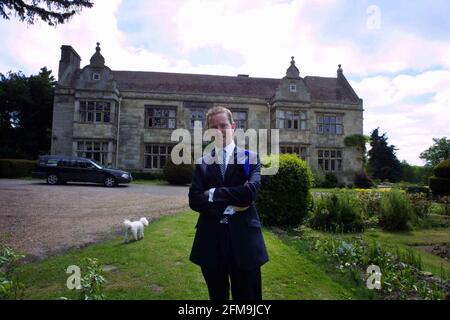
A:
<box><xmin>189</xmin><ymin>106</ymin><xmax>269</xmax><ymax>300</ymax></box>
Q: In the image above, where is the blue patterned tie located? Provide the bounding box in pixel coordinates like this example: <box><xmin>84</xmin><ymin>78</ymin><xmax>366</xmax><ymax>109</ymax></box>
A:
<box><xmin>220</xmin><ymin>149</ymin><xmax>226</xmax><ymax>178</ymax></box>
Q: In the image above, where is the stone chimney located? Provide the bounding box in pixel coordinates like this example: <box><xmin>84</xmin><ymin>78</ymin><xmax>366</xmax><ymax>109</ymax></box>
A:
<box><xmin>58</xmin><ymin>45</ymin><xmax>81</xmax><ymax>86</ymax></box>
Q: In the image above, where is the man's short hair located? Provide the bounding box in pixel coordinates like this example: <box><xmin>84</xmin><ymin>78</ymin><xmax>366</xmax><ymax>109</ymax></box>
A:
<box><xmin>206</xmin><ymin>106</ymin><xmax>234</xmax><ymax>128</ymax></box>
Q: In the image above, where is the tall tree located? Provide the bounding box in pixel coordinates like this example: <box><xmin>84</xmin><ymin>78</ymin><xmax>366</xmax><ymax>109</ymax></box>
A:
<box><xmin>368</xmin><ymin>128</ymin><xmax>402</xmax><ymax>182</ymax></box>
<box><xmin>0</xmin><ymin>0</ymin><xmax>93</xmax><ymax>26</ymax></box>
<box><xmin>419</xmin><ymin>137</ymin><xmax>450</xmax><ymax>167</ymax></box>
<box><xmin>400</xmin><ymin>160</ymin><xmax>415</xmax><ymax>183</ymax></box>
<box><xmin>0</xmin><ymin>67</ymin><xmax>55</xmax><ymax>159</ymax></box>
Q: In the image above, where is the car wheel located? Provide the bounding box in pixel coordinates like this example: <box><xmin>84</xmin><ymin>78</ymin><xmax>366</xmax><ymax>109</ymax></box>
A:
<box><xmin>104</xmin><ymin>176</ymin><xmax>117</xmax><ymax>187</ymax></box>
<box><xmin>47</xmin><ymin>174</ymin><xmax>59</xmax><ymax>185</ymax></box>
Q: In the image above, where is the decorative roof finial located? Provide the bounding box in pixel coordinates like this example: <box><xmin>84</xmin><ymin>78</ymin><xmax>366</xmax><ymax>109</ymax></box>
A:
<box><xmin>337</xmin><ymin>64</ymin><xmax>343</xmax><ymax>77</ymax></box>
<box><xmin>90</xmin><ymin>42</ymin><xmax>105</xmax><ymax>67</ymax></box>
<box><xmin>286</xmin><ymin>56</ymin><xmax>300</xmax><ymax>78</ymax></box>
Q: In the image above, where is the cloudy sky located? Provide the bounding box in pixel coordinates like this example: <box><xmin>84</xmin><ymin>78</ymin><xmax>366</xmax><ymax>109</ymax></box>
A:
<box><xmin>1</xmin><ymin>0</ymin><xmax>449</xmax><ymax>165</ymax></box>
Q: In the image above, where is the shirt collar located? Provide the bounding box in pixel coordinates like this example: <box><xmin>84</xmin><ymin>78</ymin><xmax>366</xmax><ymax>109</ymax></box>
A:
<box><xmin>215</xmin><ymin>140</ymin><xmax>235</xmax><ymax>156</ymax></box>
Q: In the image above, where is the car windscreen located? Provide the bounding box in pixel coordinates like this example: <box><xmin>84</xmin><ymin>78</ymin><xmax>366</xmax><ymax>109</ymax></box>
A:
<box><xmin>76</xmin><ymin>161</ymin><xmax>94</xmax><ymax>169</ymax></box>
<box><xmin>89</xmin><ymin>159</ymin><xmax>103</xmax><ymax>169</ymax></box>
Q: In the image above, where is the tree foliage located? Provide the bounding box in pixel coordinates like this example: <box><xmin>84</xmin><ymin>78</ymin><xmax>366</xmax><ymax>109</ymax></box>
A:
<box><xmin>344</xmin><ymin>134</ymin><xmax>369</xmax><ymax>163</ymax></box>
<box><xmin>367</xmin><ymin>128</ymin><xmax>402</xmax><ymax>182</ymax></box>
<box><xmin>0</xmin><ymin>67</ymin><xmax>56</xmax><ymax>159</ymax></box>
<box><xmin>419</xmin><ymin>137</ymin><xmax>450</xmax><ymax>167</ymax></box>
<box><xmin>0</xmin><ymin>0</ymin><xmax>93</xmax><ymax>26</ymax></box>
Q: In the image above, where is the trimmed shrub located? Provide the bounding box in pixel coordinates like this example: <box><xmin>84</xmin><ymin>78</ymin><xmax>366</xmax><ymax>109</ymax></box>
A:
<box><xmin>429</xmin><ymin>176</ymin><xmax>450</xmax><ymax>195</ymax></box>
<box><xmin>353</xmin><ymin>171</ymin><xmax>374</xmax><ymax>189</ymax></box>
<box><xmin>130</xmin><ymin>171</ymin><xmax>165</xmax><ymax>180</ymax></box>
<box><xmin>429</xmin><ymin>159</ymin><xmax>450</xmax><ymax>196</ymax></box>
<box><xmin>434</xmin><ymin>159</ymin><xmax>450</xmax><ymax>178</ymax></box>
<box><xmin>256</xmin><ymin>154</ymin><xmax>314</xmax><ymax>227</ymax></box>
<box><xmin>379</xmin><ymin>189</ymin><xmax>414</xmax><ymax>231</ymax></box>
<box><xmin>0</xmin><ymin>159</ymin><xmax>36</xmax><ymax>178</ymax></box>
<box><xmin>163</xmin><ymin>158</ymin><xmax>194</xmax><ymax>185</ymax></box>
<box><xmin>323</xmin><ymin>172</ymin><xmax>338</xmax><ymax>188</ymax></box>
<box><xmin>309</xmin><ymin>190</ymin><xmax>365</xmax><ymax>233</ymax></box>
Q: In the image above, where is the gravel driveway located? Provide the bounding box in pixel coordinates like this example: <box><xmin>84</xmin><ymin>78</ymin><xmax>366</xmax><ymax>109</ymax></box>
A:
<box><xmin>0</xmin><ymin>179</ymin><xmax>190</xmax><ymax>262</ymax></box>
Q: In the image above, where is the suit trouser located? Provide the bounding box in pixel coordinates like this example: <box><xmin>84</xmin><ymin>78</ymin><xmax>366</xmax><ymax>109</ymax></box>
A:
<box><xmin>200</xmin><ymin>221</ymin><xmax>262</xmax><ymax>300</ymax></box>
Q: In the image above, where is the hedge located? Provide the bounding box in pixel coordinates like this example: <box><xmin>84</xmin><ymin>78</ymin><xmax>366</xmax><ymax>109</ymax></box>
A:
<box><xmin>0</xmin><ymin>159</ymin><xmax>36</xmax><ymax>178</ymax></box>
<box><xmin>429</xmin><ymin>176</ymin><xmax>450</xmax><ymax>196</ymax></box>
<box><xmin>130</xmin><ymin>171</ymin><xmax>165</xmax><ymax>180</ymax></box>
<box><xmin>429</xmin><ymin>159</ymin><xmax>450</xmax><ymax>195</ymax></box>
<box><xmin>163</xmin><ymin>158</ymin><xmax>194</xmax><ymax>185</ymax></box>
<box><xmin>434</xmin><ymin>159</ymin><xmax>450</xmax><ymax>179</ymax></box>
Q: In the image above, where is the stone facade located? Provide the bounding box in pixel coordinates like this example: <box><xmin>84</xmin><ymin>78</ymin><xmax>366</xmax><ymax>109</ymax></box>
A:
<box><xmin>51</xmin><ymin>44</ymin><xmax>364</xmax><ymax>184</ymax></box>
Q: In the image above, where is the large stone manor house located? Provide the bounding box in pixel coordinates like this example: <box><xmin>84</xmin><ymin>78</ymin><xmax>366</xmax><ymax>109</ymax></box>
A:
<box><xmin>51</xmin><ymin>43</ymin><xmax>364</xmax><ymax>183</ymax></box>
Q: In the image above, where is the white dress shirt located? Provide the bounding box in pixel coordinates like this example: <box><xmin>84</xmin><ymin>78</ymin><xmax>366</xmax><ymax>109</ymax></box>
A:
<box><xmin>208</xmin><ymin>141</ymin><xmax>236</xmax><ymax>215</ymax></box>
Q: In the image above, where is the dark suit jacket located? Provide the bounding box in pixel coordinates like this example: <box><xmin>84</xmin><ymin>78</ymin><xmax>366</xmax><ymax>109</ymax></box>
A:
<box><xmin>189</xmin><ymin>147</ymin><xmax>269</xmax><ymax>271</ymax></box>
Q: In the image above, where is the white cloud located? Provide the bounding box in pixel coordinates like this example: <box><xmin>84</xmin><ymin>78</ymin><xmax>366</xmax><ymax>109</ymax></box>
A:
<box><xmin>1</xmin><ymin>0</ymin><xmax>449</xmax><ymax>165</ymax></box>
<box><xmin>350</xmin><ymin>70</ymin><xmax>450</xmax><ymax>108</ymax></box>
<box><xmin>353</xmin><ymin>70</ymin><xmax>450</xmax><ymax>165</ymax></box>
<box><xmin>0</xmin><ymin>0</ymin><xmax>178</xmax><ymax>75</ymax></box>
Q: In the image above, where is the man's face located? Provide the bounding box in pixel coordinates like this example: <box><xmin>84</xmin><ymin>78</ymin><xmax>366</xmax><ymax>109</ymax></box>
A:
<box><xmin>208</xmin><ymin>112</ymin><xmax>236</xmax><ymax>148</ymax></box>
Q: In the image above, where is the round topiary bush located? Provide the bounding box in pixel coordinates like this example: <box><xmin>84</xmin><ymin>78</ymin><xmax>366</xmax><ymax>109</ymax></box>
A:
<box><xmin>163</xmin><ymin>157</ymin><xmax>194</xmax><ymax>185</ymax></box>
<box><xmin>429</xmin><ymin>159</ymin><xmax>450</xmax><ymax>196</ymax></box>
<box><xmin>429</xmin><ymin>176</ymin><xmax>450</xmax><ymax>196</ymax></box>
<box><xmin>434</xmin><ymin>159</ymin><xmax>450</xmax><ymax>178</ymax></box>
<box><xmin>256</xmin><ymin>154</ymin><xmax>314</xmax><ymax>227</ymax></box>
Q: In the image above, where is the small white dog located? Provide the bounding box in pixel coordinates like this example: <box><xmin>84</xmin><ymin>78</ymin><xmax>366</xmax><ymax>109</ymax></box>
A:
<box><xmin>123</xmin><ymin>217</ymin><xmax>149</xmax><ymax>243</ymax></box>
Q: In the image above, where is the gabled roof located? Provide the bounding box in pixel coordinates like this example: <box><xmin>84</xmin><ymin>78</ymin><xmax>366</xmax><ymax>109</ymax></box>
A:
<box><xmin>111</xmin><ymin>70</ymin><xmax>360</xmax><ymax>103</ymax></box>
<box><xmin>112</xmin><ymin>71</ymin><xmax>280</xmax><ymax>98</ymax></box>
<box><xmin>304</xmin><ymin>76</ymin><xmax>358</xmax><ymax>103</ymax></box>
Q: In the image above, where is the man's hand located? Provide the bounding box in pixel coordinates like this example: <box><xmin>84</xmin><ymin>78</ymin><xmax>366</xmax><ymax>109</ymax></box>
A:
<box><xmin>204</xmin><ymin>188</ymin><xmax>250</xmax><ymax>212</ymax></box>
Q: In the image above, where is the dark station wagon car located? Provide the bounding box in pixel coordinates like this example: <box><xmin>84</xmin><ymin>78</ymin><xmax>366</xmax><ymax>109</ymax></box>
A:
<box><xmin>32</xmin><ymin>155</ymin><xmax>132</xmax><ymax>187</ymax></box>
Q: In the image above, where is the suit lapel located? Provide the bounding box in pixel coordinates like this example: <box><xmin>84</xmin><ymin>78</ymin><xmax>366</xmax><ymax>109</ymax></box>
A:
<box><xmin>208</xmin><ymin>149</ymin><xmax>224</xmax><ymax>186</ymax></box>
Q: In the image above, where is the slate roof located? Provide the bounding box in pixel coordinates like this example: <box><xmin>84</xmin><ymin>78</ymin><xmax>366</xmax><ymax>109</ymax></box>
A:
<box><xmin>112</xmin><ymin>70</ymin><xmax>360</xmax><ymax>103</ymax></box>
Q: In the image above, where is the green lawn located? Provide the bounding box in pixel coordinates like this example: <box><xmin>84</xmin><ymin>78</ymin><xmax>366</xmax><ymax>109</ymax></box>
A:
<box><xmin>12</xmin><ymin>210</ymin><xmax>449</xmax><ymax>300</ymax></box>
<box><xmin>13</xmin><ymin>211</ymin><xmax>366</xmax><ymax>300</ymax></box>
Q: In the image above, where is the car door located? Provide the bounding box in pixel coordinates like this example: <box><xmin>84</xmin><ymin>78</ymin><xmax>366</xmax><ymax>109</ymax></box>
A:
<box><xmin>76</xmin><ymin>160</ymin><xmax>103</xmax><ymax>183</ymax></box>
<box><xmin>57</xmin><ymin>159</ymin><xmax>78</xmax><ymax>182</ymax></box>
<box><xmin>88</xmin><ymin>159</ymin><xmax>107</xmax><ymax>183</ymax></box>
